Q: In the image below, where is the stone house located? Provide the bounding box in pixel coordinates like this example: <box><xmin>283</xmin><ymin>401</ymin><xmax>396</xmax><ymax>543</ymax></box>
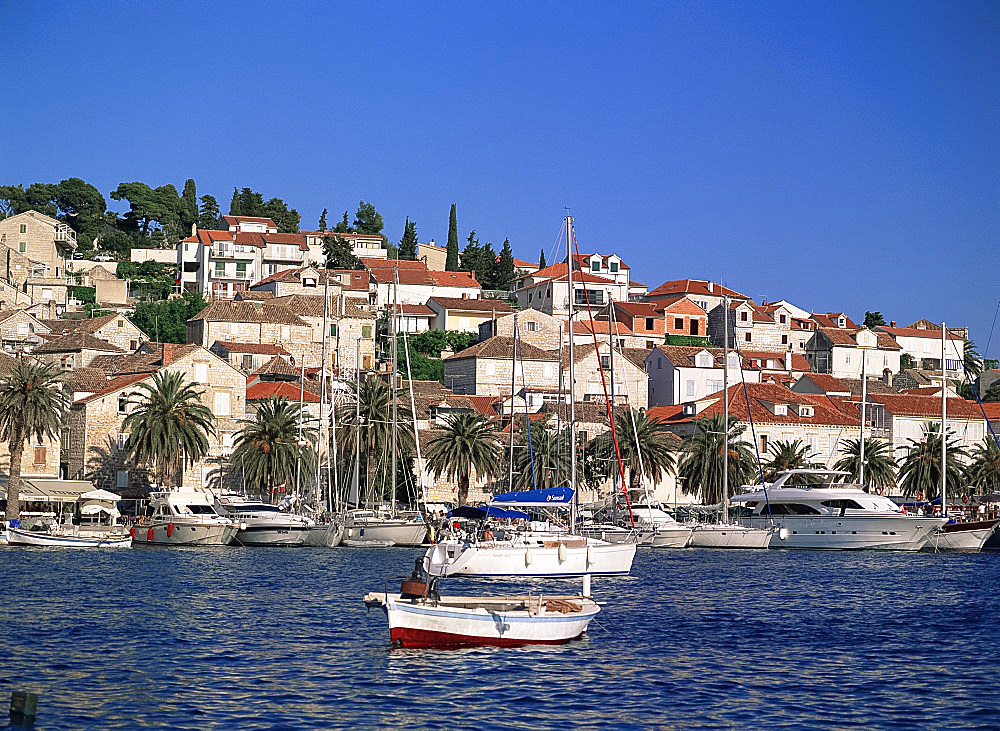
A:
<box><xmin>33</xmin><ymin>332</ymin><xmax>125</xmax><ymax>371</ymax></box>
<box><xmin>561</xmin><ymin>343</ymin><xmax>650</xmax><ymax>410</ymax></box>
<box><xmin>249</xmin><ymin>266</ymin><xmax>356</xmax><ymax>298</ymax></box>
<box><xmin>569</xmin><ymin>319</ymin><xmax>650</xmax><ymax>349</ymax></box>
<box><xmin>444</xmin><ymin>336</ymin><xmax>561</xmax><ymax>397</ymax></box>
<box><xmin>645</xmin><ymin>346</ymin><xmax>762</xmax><ymax>407</ymax></box>
<box><xmin>708</xmin><ymin>300</ymin><xmax>793</xmax><ymax>352</ymax></box>
<box><xmin>271</xmin><ymin>294</ymin><xmax>376</xmax><ymax>372</ymax></box>
<box><xmin>390</xmin><ymin>304</ymin><xmax>435</xmax><ymax>334</ymax></box>
<box><xmin>210</xmin><ymin>340</ymin><xmax>292</xmax><ymax>375</ymax></box>
<box><xmin>0</xmin><ymin>350</ymin><xmax>61</xmax><ymax>480</ymax></box>
<box><xmin>186</xmin><ymin>300</ymin><xmax>316</xmax><ymax>367</ymax></box>
<box><xmin>427</xmin><ymin>296</ymin><xmax>515</xmax><ymax>334</ymax></box>
<box><xmin>0</xmin><ymin>210</ymin><xmax>77</xmax><ymax>312</ymax></box>
<box><xmin>39</xmin><ymin>313</ymin><xmax>147</xmax><ymax>352</ymax></box>
<box><xmin>478</xmin><ymin>308</ymin><xmax>563</xmax><ymax>350</ymax></box>
<box><xmin>365</xmin><ymin>259</ymin><xmax>481</xmax><ymax>308</ymax></box>
<box><xmin>0</xmin><ymin>309</ymin><xmax>50</xmax><ymax>353</ymax></box>
<box><xmin>869</xmin><ymin>393</ymin><xmax>986</xmax><ymax>460</ymax></box>
<box><xmin>877</xmin><ymin>323</ymin><xmax>965</xmax><ymax>380</ymax></box>
<box><xmin>805</xmin><ymin>327</ymin><xmax>902</xmax><ymax>380</ymax></box>
<box><xmin>63</xmin><ymin>344</ymin><xmax>246</xmax><ymax>492</ymax></box>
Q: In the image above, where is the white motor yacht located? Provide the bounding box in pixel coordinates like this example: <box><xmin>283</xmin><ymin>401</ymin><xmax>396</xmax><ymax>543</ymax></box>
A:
<box><xmin>215</xmin><ymin>494</ymin><xmax>315</xmax><ymax>546</ymax></box>
<box><xmin>342</xmin><ymin>509</ymin><xmax>427</xmax><ymax>547</ymax></box>
<box><xmin>132</xmin><ymin>489</ymin><xmax>238</xmax><ymax>546</ymax></box>
<box><xmin>731</xmin><ymin>469</ymin><xmax>947</xmax><ymax>550</ymax></box>
<box><xmin>687</xmin><ymin>522</ymin><xmax>774</xmax><ymax>549</ymax></box>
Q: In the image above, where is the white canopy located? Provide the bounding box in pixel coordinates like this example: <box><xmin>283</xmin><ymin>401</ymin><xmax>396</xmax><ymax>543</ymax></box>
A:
<box><xmin>80</xmin><ymin>489</ymin><xmax>122</xmax><ymax>502</ymax></box>
<box><xmin>81</xmin><ymin>503</ymin><xmax>119</xmax><ymax>516</ymax></box>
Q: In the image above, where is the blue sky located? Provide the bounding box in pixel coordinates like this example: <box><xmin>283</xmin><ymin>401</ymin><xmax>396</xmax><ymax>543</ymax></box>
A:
<box><xmin>3</xmin><ymin>1</ymin><xmax>998</xmax><ymax>353</ymax></box>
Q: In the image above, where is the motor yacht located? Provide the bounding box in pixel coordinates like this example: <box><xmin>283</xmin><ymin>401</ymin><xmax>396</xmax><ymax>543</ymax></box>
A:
<box><xmin>731</xmin><ymin>469</ymin><xmax>947</xmax><ymax>550</ymax></box>
<box><xmin>132</xmin><ymin>489</ymin><xmax>238</xmax><ymax>546</ymax></box>
<box><xmin>214</xmin><ymin>493</ymin><xmax>315</xmax><ymax>546</ymax></box>
<box><xmin>342</xmin><ymin>509</ymin><xmax>427</xmax><ymax>547</ymax></box>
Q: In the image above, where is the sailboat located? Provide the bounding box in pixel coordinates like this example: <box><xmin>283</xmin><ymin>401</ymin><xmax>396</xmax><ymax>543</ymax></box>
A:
<box><xmin>343</xmin><ymin>264</ymin><xmax>427</xmax><ymax>547</ymax></box>
<box><xmin>922</xmin><ymin>322</ymin><xmax>998</xmax><ymax>552</ymax></box>
<box><xmin>688</xmin><ymin>294</ymin><xmax>773</xmax><ymax>549</ymax></box>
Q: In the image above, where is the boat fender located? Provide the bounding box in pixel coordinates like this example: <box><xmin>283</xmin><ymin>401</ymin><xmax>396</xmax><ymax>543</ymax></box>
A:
<box><xmin>917</xmin><ymin>492</ymin><xmax>924</xmax><ymax>501</ymax></box>
<box><xmin>129</xmin><ymin>527</ymin><xmax>135</xmax><ymax>540</ymax></box>
<box><xmin>525</xmin><ymin>547</ymin><xmax>532</xmax><ymax>566</ymax></box>
<box><xmin>900</xmin><ymin>506</ymin><xmax>907</xmax><ymax>514</ymax></box>
<box><xmin>360</xmin><ymin>528</ymin><xmax>365</xmax><ymax>537</ymax></box>
<box><xmin>778</xmin><ymin>527</ymin><xmax>790</xmax><ymax>540</ymax></box>
<box><xmin>240</xmin><ymin>522</ymin><xmax>247</xmax><ymax>531</ymax></box>
<box><xmin>147</xmin><ymin>527</ymin><xmax>154</xmax><ymax>542</ymax></box>
<box><xmin>167</xmin><ymin>523</ymin><xmax>174</xmax><ymax>537</ymax></box>
<box><xmin>963</xmin><ymin>495</ymin><xmax>969</xmax><ymax>503</ymax></box>
<box><xmin>347</xmin><ymin>528</ymin><xmax>354</xmax><ymax>538</ymax></box>
<box><xmin>558</xmin><ymin>542</ymin><xmax>567</xmax><ymax>562</ymax></box>
<box><xmin>875</xmin><ymin>487</ymin><xmax>883</xmax><ymax>495</ymax></box>
<box><xmin>586</xmin><ymin>545</ymin><xmax>594</xmax><ymax>565</ymax></box>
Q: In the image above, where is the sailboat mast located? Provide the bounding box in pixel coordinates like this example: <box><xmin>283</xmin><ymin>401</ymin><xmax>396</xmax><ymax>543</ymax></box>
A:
<box><xmin>391</xmin><ymin>265</ymin><xmax>399</xmax><ymax>515</ymax></box>
<box><xmin>722</xmin><ymin>293</ymin><xmax>729</xmax><ymax>524</ymax></box>
<box><xmin>317</xmin><ymin>266</ymin><xmax>331</xmax><ymax>511</ymax></box>
<box><xmin>566</xmin><ymin>215</ymin><xmax>577</xmax><ymax>533</ymax></box>
<box><xmin>859</xmin><ymin>346</ymin><xmax>867</xmax><ymax>488</ymax></box>
<box><xmin>295</xmin><ymin>357</ymin><xmax>305</xmax><ymax>500</ymax></box>
<box><xmin>556</xmin><ymin>324</ymin><xmax>563</xmax><ymax>489</ymax></box>
<box><xmin>508</xmin><ymin>313</ymin><xmax>518</xmax><ymax>491</ymax></box>
<box><xmin>941</xmin><ymin>321</ymin><xmax>947</xmax><ymax>518</ymax></box>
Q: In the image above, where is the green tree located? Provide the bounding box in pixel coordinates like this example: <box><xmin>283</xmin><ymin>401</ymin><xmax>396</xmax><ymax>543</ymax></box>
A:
<box><xmin>896</xmin><ymin>423</ymin><xmax>970</xmax><ymax>499</ymax></box>
<box><xmin>96</xmin><ymin>228</ymin><xmax>135</xmax><ymax>258</ymax></box>
<box><xmin>964</xmin><ymin>339</ymin><xmax>983</xmax><ymax>378</ymax></box>
<box><xmin>353</xmin><ymin>201</ymin><xmax>384</xmax><ymax>236</ymax></box>
<box><xmin>425</xmin><ymin>413</ymin><xmax>500</xmax><ymax>505</ymax></box>
<box><xmin>900</xmin><ymin>353</ymin><xmax>916</xmax><ymax>370</ymax></box>
<box><xmin>445</xmin><ymin>203</ymin><xmax>460</xmax><ymax>271</ymax></box>
<box><xmin>0</xmin><ymin>361</ymin><xmax>69</xmax><ymax>520</ymax></box>
<box><xmin>233</xmin><ymin>397</ymin><xmax>316</xmax><ymax>502</ymax></box>
<box><xmin>322</xmin><ymin>234</ymin><xmax>362</xmax><ymax>270</ymax></box>
<box><xmin>180</xmin><ymin>179</ymin><xmax>198</xmax><ymax>234</ymax></box>
<box><xmin>198</xmin><ymin>194</ymin><xmax>222</xmax><ymax>230</ymax></box>
<box><xmin>967</xmin><ymin>438</ymin><xmax>1000</xmax><ymax>495</ymax></box>
<box><xmin>677</xmin><ymin>414</ymin><xmax>760</xmax><ymax>504</ymax></box>
<box><xmin>538</xmin><ymin>249</ymin><xmax>546</xmax><ymax>269</ymax></box>
<box><xmin>123</xmin><ymin>371</ymin><xmax>215</xmax><ymax>489</ymax></box>
<box><xmin>131</xmin><ymin>290</ymin><xmax>207</xmax><ymax>343</ymax></box>
<box><xmin>495</xmin><ymin>238</ymin><xmax>516</xmax><ymax>289</ymax></box>
<box><xmin>863</xmin><ymin>311</ymin><xmax>886</xmax><ymax>328</ymax></box>
<box><xmin>984</xmin><ymin>359</ymin><xmax>999</xmax><ymax>371</ymax></box>
<box><xmin>55</xmin><ymin>178</ymin><xmax>107</xmax><ymax>247</ymax></box>
<box><xmin>833</xmin><ymin>437</ymin><xmax>897</xmax><ymax>492</ymax></box>
<box><xmin>318</xmin><ymin>208</ymin><xmax>328</xmax><ymax>231</ymax></box>
<box><xmin>263</xmin><ymin>197</ymin><xmax>300</xmax><ymax>233</ymax></box>
<box><xmin>984</xmin><ymin>383</ymin><xmax>1000</xmax><ymax>403</ymax></box>
<box><xmin>590</xmin><ymin>408</ymin><xmax>677</xmax><ymax>495</ymax></box>
<box><xmin>334</xmin><ymin>211</ymin><xmax>352</xmax><ymax>233</ymax></box>
<box><xmin>335</xmin><ymin>377</ymin><xmax>415</xmax><ymax>503</ymax></box>
<box><xmin>763</xmin><ymin>439</ymin><xmax>820</xmax><ymax>481</ymax></box>
<box><xmin>110</xmin><ymin>182</ymin><xmax>183</xmax><ymax>238</ymax></box>
<box><xmin>399</xmin><ymin>217</ymin><xmax>418</xmax><ymax>260</ymax></box>
<box><xmin>229</xmin><ymin>187</ymin><xmax>242</xmax><ymax>216</ymax></box>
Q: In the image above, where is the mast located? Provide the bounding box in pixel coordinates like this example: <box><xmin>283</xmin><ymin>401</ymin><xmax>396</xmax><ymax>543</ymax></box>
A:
<box><xmin>508</xmin><ymin>313</ymin><xmax>518</xmax><ymax>491</ymax></box>
<box><xmin>859</xmin><ymin>343</ymin><xmax>868</xmax><ymax>488</ymax></box>
<box><xmin>556</xmin><ymin>324</ymin><xmax>563</xmax><ymax>489</ymax></box>
<box><xmin>391</xmin><ymin>265</ymin><xmax>399</xmax><ymax>515</ymax></box>
<box><xmin>317</xmin><ymin>265</ymin><xmax>331</xmax><ymax>511</ymax></box>
<box><xmin>349</xmin><ymin>339</ymin><xmax>361</xmax><ymax>508</ymax></box>
<box><xmin>941</xmin><ymin>321</ymin><xmax>947</xmax><ymax>518</ymax></box>
<box><xmin>609</xmin><ymin>298</ymin><xmax>616</xmax><ymax>505</ymax></box>
<box><xmin>722</xmin><ymin>293</ymin><xmax>729</xmax><ymax>525</ymax></box>
<box><xmin>566</xmin><ymin>215</ymin><xmax>577</xmax><ymax>532</ymax></box>
<box><xmin>295</xmin><ymin>356</ymin><xmax>306</xmax><ymax>501</ymax></box>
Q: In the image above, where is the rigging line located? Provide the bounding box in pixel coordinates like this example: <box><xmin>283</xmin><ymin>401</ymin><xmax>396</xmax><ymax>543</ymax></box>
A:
<box><xmin>609</xmin><ymin>303</ymin><xmax>651</xmax><ymax>502</ymax></box>
<box><xmin>985</xmin><ymin>299</ymin><xmax>1000</xmax><ymax>360</ymax></box>
<box><xmin>400</xmin><ymin>327</ymin><xmax>426</xmax><ymax>512</ymax></box>
<box><xmin>950</xmin><ymin>336</ymin><xmax>1000</xmax><ymax>451</ymax></box>
<box><xmin>732</xmin><ymin>342</ymin><xmax>773</xmax><ymax>520</ymax></box>
<box><xmin>514</xmin><ymin>318</ymin><xmax>538</xmax><ymax>491</ymax></box>
<box><xmin>571</xmin><ymin>231</ymin><xmax>633</xmax><ymax>526</ymax></box>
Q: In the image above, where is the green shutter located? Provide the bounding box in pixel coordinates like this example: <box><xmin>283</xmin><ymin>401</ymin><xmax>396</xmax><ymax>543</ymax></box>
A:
<box><xmin>362</xmin><ymin>325</ymin><xmax>372</xmax><ymax>338</ymax></box>
<box><xmin>330</xmin><ymin>323</ymin><xmax>337</xmax><ymax>336</ymax></box>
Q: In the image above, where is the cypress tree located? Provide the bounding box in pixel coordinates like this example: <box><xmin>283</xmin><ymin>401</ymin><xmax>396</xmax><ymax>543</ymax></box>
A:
<box><xmin>180</xmin><ymin>179</ymin><xmax>198</xmax><ymax>233</ymax></box>
<box><xmin>496</xmin><ymin>238</ymin><xmax>515</xmax><ymax>289</ymax></box>
<box><xmin>539</xmin><ymin>249</ymin><xmax>546</xmax><ymax>268</ymax></box>
<box><xmin>399</xmin><ymin>217</ymin><xmax>418</xmax><ymax>260</ymax></box>
<box><xmin>318</xmin><ymin>208</ymin><xmax>328</xmax><ymax>231</ymax></box>
<box><xmin>445</xmin><ymin>203</ymin><xmax>460</xmax><ymax>271</ymax></box>
<box><xmin>229</xmin><ymin>188</ymin><xmax>242</xmax><ymax>216</ymax></box>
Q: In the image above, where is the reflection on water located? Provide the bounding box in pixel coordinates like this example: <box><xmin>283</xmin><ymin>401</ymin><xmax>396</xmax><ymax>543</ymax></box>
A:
<box><xmin>1</xmin><ymin>546</ymin><xmax>999</xmax><ymax>729</ymax></box>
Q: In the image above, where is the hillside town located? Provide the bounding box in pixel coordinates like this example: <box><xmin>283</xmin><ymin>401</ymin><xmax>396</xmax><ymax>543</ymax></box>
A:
<box><xmin>0</xmin><ymin>206</ymin><xmax>996</xmax><ymax>511</ymax></box>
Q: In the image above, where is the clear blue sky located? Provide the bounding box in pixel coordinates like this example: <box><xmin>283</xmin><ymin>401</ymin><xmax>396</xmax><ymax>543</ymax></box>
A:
<box><xmin>3</xmin><ymin>1</ymin><xmax>998</xmax><ymax>354</ymax></box>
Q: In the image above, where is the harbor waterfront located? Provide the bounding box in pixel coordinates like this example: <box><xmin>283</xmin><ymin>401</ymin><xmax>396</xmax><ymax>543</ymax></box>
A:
<box><xmin>2</xmin><ymin>546</ymin><xmax>999</xmax><ymax>729</ymax></box>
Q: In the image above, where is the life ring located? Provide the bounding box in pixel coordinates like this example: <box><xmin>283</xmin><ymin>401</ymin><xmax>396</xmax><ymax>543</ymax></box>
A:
<box><xmin>875</xmin><ymin>487</ymin><xmax>883</xmax><ymax>496</ymax></box>
<box><xmin>916</xmin><ymin>492</ymin><xmax>924</xmax><ymax>501</ymax></box>
<box><xmin>962</xmin><ymin>495</ymin><xmax>969</xmax><ymax>503</ymax></box>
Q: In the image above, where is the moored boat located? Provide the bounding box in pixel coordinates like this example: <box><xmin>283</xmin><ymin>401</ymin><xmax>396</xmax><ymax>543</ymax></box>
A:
<box><xmin>215</xmin><ymin>493</ymin><xmax>312</xmax><ymax>546</ymax></box>
<box><xmin>342</xmin><ymin>509</ymin><xmax>427</xmax><ymax>547</ymax></box>
<box><xmin>132</xmin><ymin>489</ymin><xmax>238</xmax><ymax>546</ymax></box>
<box><xmin>922</xmin><ymin>519</ymin><xmax>999</xmax><ymax>553</ymax></box>
<box><xmin>687</xmin><ymin>522</ymin><xmax>774</xmax><ymax>549</ymax></box>
<box><xmin>4</xmin><ymin>489</ymin><xmax>132</xmax><ymax>548</ymax></box>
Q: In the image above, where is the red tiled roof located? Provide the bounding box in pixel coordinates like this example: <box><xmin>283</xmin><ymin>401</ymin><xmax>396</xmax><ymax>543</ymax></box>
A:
<box><xmin>646</xmin><ymin>279</ymin><xmax>749</xmax><ymax>300</ymax></box>
<box><xmin>78</xmin><ymin>372</ymin><xmax>153</xmax><ymax>404</ymax></box>
<box><xmin>817</xmin><ymin>327</ymin><xmax>901</xmax><ymax>350</ymax></box>
<box><xmin>223</xmin><ymin>215</ymin><xmax>277</xmax><ymax>226</ymax></box>
<box><xmin>214</xmin><ymin>341</ymin><xmax>290</xmax><ymax>356</ymax></box>
<box><xmin>390</xmin><ymin>304</ymin><xmax>436</xmax><ymax>316</ymax></box>
<box><xmin>870</xmin><ymin>394</ymin><xmax>983</xmax><ymax>419</ymax></box>
<box><xmin>740</xmin><ymin>350</ymin><xmax>811</xmax><ymax>372</ymax></box>
<box><xmin>570</xmin><ymin>319</ymin><xmax>634</xmax><ymax>336</ymax></box>
<box><xmin>429</xmin><ymin>270</ymin><xmax>480</xmax><ymax>288</ymax></box>
<box><xmin>796</xmin><ymin>373</ymin><xmax>852</xmax><ymax>394</ymax></box>
<box><xmin>980</xmin><ymin>402</ymin><xmax>1000</xmax><ymax>421</ymax></box>
<box><xmin>878</xmin><ymin>325</ymin><xmax>964</xmax><ymax>341</ymax></box>
<box><xmin>571</xmin><ymin>253</ymin><xmax>630</xmax><ymax>270</ymax></box>
<box><xmin>447</xmin><ymin>336</ymin><xmax>558</xmax><ymax>362</ymax></box>
<box><xmin>811</xmin><ymin>312</ymin><xmax>858</xmax><ymax>329</ymax></box>
<box><xmin>246</xmin><ymin>381</ymin><xmax>321</xmax><ymax>402</ymax></box>
<box><xmin>612</xmin><ymin>301</ymin><xmax>661</xmax><ymax>317</ymax></box>
<box><xmin>428</xmin><ymin>296</ymin><xmax>512</xmax><ymax>313</ymax></box>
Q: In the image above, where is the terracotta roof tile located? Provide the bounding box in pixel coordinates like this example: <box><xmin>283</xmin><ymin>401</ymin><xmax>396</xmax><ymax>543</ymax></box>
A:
<box><xmin>428</xmin><ymin>296</ymin><xmax>513</xmax><ymax>313</ymax></box>
<box><xmin>34</xmin><ymin>332</ymin><xmax>125</xmax><ymax>354</ymax></box>
<box><xmin>870</xmin><ymin>394</ymin><xmax>983</xmax><ymax>419</ymax></box>
<box><xmin>213</xmin><ymin>341</ymin><xmax>291</xmax><ymax>356</ymax></box>
<box><xmin>646</xmin><ymin>279</ymin><xmax>749</xmax><ymax>300</ymax></box>
<box><xmin>447</xmin><ymin>336</ymin><xmax>558</xmax><ymax>362</ymax></box>
<box><xmin>246</xmin><ymin>381</ymin><xmax>321</xmax><ymax>403</ymax></box>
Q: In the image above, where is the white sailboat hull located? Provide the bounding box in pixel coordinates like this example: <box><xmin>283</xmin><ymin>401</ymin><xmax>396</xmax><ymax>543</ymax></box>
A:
<box><xmin>5</xmin><ymin>527</ymin><xmax>132</xmax><ymax>548</ymax></box>
<box><xmin>425</xmin><ymin>538</ymin><xmax>636</xmax><ymax>577</ymax></box>
<box><xmin>303</xmin><ymin>522</ymin><xmax>344</xmax><ymax>547</ymax></box>
<box><xmin>365</xmin><ymin>592</ymin><xmax>600</xmax><ymax>648</ymax></box>
<box><xmin>649</xmin><ymin>527</ymin><xmax>694</xmax><ymax>548</ymax></box>
<box><xmin>688</xmin><ymin>524</ymin><xmax>773</xmax><ymax>549</ymax></box>
<box><xmin>343</xmin><ymin>521</ymin><xmax>427</xmax><ymax>547</ymax></box>
<box><xmin>752</xmin><ymin>515</ymin><xmax>946</xmax><ymax>550</ymax></box>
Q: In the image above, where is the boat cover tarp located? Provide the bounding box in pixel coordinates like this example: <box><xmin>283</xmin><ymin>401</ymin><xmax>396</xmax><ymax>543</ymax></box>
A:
<box><xmin>491</xmin><ymin>486</ymin><xmax>573</xmax><ymax>506</ymax></box>
<box><xmin>449</xmin><ymin>505</ymin><xmax>531</xmax><ymax>521</ymax></box>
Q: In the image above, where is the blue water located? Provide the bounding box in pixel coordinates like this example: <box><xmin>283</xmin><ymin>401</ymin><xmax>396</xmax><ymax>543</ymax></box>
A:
<box><xmin>1</xmin><ymin>546</ymin><xmax>998</xmax><ymax>730</ymax></box>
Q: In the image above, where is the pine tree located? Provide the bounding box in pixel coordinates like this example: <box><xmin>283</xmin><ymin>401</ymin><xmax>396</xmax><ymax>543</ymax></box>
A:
<box><xmin>539</xmin><ymin>249</ymin><xmax>547</xmax><ymax>268</ymax></box>
<box><xmin>318</xmin><ymin>208</ymin><xmax>328</xmax><ymax>231</ymax></box>
<box><xmin>446</xmin><ymin>204</ymin><xmax>460</xmax><ymax>271</ymax></box>
<box><xmin>229</xmin><ymin>188</ymin><xmax>241</xmax><ymax>216</ymax></box>
<box><xmin>399</xmin><ymin>217</ymin><xmax>418</xmax><ymax>260</ymax></box>
<box><xmin>334</xmin><ymin>211</ymin><xmax>352</xmax><ymax>233</ymax></box>
<box><xmin>198</xmin><ymin>195</ymin><xmax>221</xmax><ymax>230</ymax></box>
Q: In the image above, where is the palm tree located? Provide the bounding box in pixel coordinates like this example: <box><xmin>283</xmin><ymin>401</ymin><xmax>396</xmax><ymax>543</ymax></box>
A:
<box><xmin>833</xmin><ymin>437</ymin><xmax>897</xmax><ymax>493</ymax></box>
<box><xmin>334</xmin><ymin>376</ymin><xmax>414</xmax><ymax>503</ymax></box>
<box><xmin>123</xmin><ymin>370</ymin><xmax>215</xmax><ymax>489</ymax></box>
<box><xmin>967</xmin><ymin>438</ymin><xmax>1000</xmax><ymax>495</ymax></box>
<box><xmin>964</xmin><ymin>339</ymin><xmax>983</xmax><ymax>379</ymax></box>
<box><xmin>763</xmin><ymin>439</ymin><xmax>820</xmax><ymax>482</ymax></box>
<box><xmin>233</xmin><ymin>397</ymin><xmax>316</xmax><ymax>501</ymax></box>
<box><xmin>677</xmin><ymin>414</ymin><xmax>760</xmax><ymax>505</ymax></box>
<box><xmin>896</xmin><ymin>423</ymin><xmax>970</xmax><ymax>499</ymax></box>
<box><xmin>591</xmin><ymin>408</ymin><xmax>677</xmax><ymax>496</ymax></box>
<box><xmin>425</xmin><ymin>413</ymin><xmax>500</xmax><ymax>506</ymax></box>
<box><xmin>0</xmin><ymin>360</ymin><xmax>68</xmax><ymax>520</ymax></box>
<box><xmin>510</xmin><ymin>417</ymin><xmax>569</xmax><ymax>491</ymax></box>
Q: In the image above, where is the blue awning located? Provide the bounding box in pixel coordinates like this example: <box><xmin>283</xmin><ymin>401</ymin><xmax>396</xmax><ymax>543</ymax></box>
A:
<box><xmin>448</xmin><ymin>505</ymin><xmax>531</xmax><ymax>521</ymax></box>
<box><xmin>490</xmin><ymin>486</ymin><xmax>574</xmax><ymax>507</ymax></box>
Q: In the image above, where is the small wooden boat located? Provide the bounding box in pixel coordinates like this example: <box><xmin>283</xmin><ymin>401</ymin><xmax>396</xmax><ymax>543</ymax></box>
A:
<box><xmin>6</xmin><ymin>526</ymin><xmax>132</xmax><ymax>548</ymax></box>
<box><xmin>922</xmin><ymin>519</ymin><xmax>999</xmax><ymax>553</ymax></box>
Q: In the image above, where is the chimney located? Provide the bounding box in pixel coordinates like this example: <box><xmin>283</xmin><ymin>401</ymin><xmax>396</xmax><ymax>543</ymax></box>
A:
<box><xmin>882</xmin><ymin>368</ymin><xmax>891</xmax><ymax>385</ymax></box>
<box><xmin>785</xmin><ymin>349</ymin><xmax>792</xmax><ymax>372</ymax></box>
<box><xmin>162</xmin><ymin>343</ymin><xmax>174</xmax><ymax>365</ymax></box>
<box><xmin>429</xmin><ymin>239</ymin><xmax>435</xmax><ymax>246</ymax></box>
<box><xmin>708</xmin><ymin>281</ymin><xmax>714</xmax><ymax>293</ymax></box>
<box><xmin>890</xmin><ymin>321</ymin><xmax>896</xmax><ymax>328</ymax></box>
<box><xmin>191</xmin><ymin>222</ymin><xmax>197</xmax><ymax>237</ymax></box>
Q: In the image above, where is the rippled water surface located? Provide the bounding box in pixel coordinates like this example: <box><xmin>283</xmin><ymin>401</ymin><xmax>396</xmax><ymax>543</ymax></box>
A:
<box><xmin>2</xmin><ymin>546</ymin><xmax>999</xmax><ymax>729</ymax></box>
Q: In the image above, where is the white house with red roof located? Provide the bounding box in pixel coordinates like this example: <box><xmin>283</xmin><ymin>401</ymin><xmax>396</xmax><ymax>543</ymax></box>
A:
<box><xmin>178</xmin><ymin>216</ymin><xmax>309</xmax><ymax>299</ymax></box>
<box><xmin>645</xmin><ymin>345</ymin><xmax>761</xmax><ymax>407</ymax></box>
<box><xmin>364</xmin><ymin>259</ymin><xmax>481</xmax><ymax>308</ymax></box>
<box><xmin>511</xmin><ymin>261</ymin><xmax>628</xmax><ymax>318</ymax></box>
<box><xmin>644</xmin><ymin>279</ymin><xmax>749</xmax><ymax>314</ymax></box>
<box><xmin>877</xmin><ymin>322</ymin><xmax>966</xmax><ymax>379</ymax></box>
<box><xmin>805</xmin><ymin>327</ymin><xmax>902</xmax><ymax>380</ymax></box>
<box><xmin>301</xmin><ymin>230</ymin><xmax>388</xmax><ymax>262</ymax></box>
<box><xmin>870</xmin><ymin>393</ymin><xmax>986</xmax><ymax>457</ymax></box>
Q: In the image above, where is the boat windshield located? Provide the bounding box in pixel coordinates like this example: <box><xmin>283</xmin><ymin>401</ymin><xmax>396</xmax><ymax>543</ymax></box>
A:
<box><xmin>185</xmin><ymin>504</ymin><xmax>218</xmax><ymax>515</ymax></box>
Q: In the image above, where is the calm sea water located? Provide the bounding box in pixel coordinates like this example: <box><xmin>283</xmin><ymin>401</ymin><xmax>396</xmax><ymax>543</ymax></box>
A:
<box><xmin>1</xmin><ymin>545</ymin><xmax>998</xmax><ymax>730</ymax></box>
